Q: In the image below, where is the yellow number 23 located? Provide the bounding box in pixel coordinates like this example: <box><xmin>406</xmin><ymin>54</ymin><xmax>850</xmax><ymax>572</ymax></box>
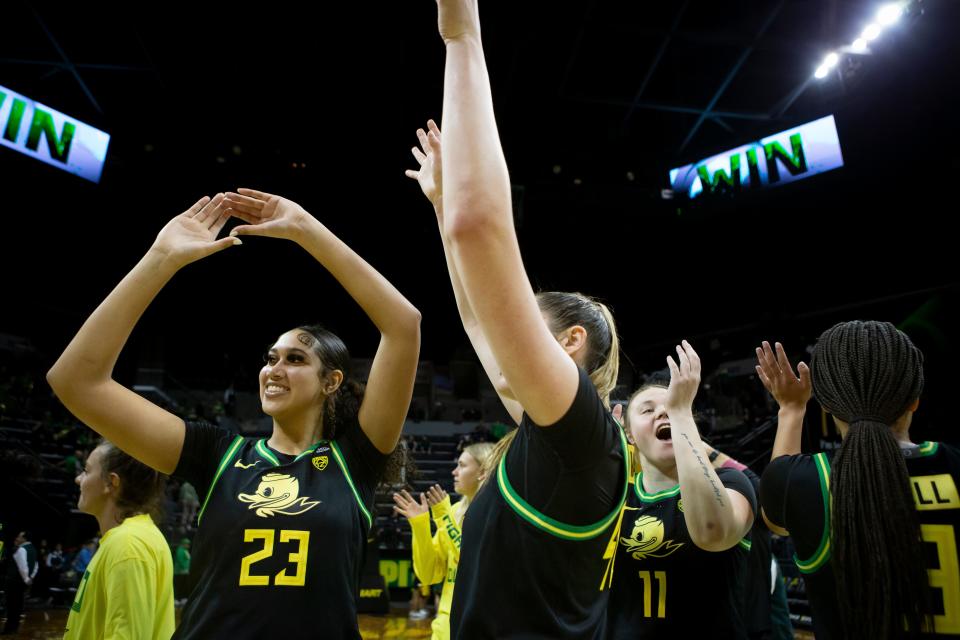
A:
<box><xmin>239</xmin><ymin>529</ymin><xmax>310</xmax><ymax>587</ymax></box>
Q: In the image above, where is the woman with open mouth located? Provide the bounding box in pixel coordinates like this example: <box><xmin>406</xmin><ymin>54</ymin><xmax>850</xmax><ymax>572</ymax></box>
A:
<box><xmin>607</xmin><ymin>340</ymin><xmax>757</xmax><ymax>639</ymax></box>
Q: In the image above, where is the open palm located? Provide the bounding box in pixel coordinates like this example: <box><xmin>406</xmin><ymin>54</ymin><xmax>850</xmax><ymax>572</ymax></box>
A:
<box><xmin>151</xmin><ymin>194</ymin><xmax>239</xmax><ymax>268</ymax></box>
<box><xmin>224</xmin><ymin>188</ymin><xmax>310</xmax><ymax>241</ymax></box>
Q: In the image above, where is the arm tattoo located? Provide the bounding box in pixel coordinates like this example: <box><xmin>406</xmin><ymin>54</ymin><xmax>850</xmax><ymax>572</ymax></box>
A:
<box><xmin>680</xmin><ymin>432</ymin><xmax>726</xmax><ymax>507</ymax></box>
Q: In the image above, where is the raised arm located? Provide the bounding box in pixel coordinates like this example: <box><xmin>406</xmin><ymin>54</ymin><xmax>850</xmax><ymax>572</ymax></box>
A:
<box><xmin>406</xmin><ymin>119</ymin><xmax>522</xmax><ymax>424</ymax></box>
<box><xmin>755</xmin><ymin>341</ymin><xmax>811</xmax><ymax>459</ymax></box>
<box><xmin>436</xmin><ymin>0</ymin><xmax>579</xmax><ymax>426</ymax></box>
<box><xmin>46</xmin><ymin>195</ymin><xmax>239</xmax><ymax>474</ymax></box>
<box><xmin>225</xmin><ymin>190</ymin><xmax>420</xmax><ymax>453</ymax></box>
<box><xmin>667</xmin><ymin>342</ymin><xmax>754</xmax><ymax>551</ymax></box>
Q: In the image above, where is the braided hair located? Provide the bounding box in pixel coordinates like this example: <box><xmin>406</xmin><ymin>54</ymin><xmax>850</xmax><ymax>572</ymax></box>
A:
<box><xmin>810</xmin><ymin>320</ymin><xmax>930</xmax><ymax>638</ymax></box>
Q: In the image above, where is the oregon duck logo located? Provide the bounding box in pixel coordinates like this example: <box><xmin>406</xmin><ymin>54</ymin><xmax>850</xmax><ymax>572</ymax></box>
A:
<box><xmin>238</xmin><ymin>473</ymin><xmax>320</xmax><ymax>517</ymax></box>
<box><xmin>620</xmin><ymin>513</ymin><xmax>684</xmax><ymax>560</ymax></box>
<box><xmin>312</xmin><ymin>455</ymin><xmax>328</xmax><ymax>471</ymax></box>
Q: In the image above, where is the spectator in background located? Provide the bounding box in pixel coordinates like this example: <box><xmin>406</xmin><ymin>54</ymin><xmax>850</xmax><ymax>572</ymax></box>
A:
<box><xmin>71</xmin><ymin>540</ymin><xmax>97</xmax><ymax>578</ymax></box>
<box><xmin>472</xmin><ymin>423</ymin><xmax>490</xmax><ymax>441</ymax></box>
<box><xmin>33</xmin><ymin>539</ymin><xmax>50</xmax><ymax>600</ymax></box>
<box><xmin>2</xmin><ymin>530</ymin><xmax>38</xmax><ymax>635</ymax></box>
<box><xmin>42</xmin><ymin>542</ymin><xmax>66</xmax><ymax>601</ymax></box>
<box><xmin>419</xmin><ymin>436</ymin><xmax>432</xmax><ymax>454</ymax></box>
<box><xmin>63</xmin><ymin>448</ymin><xmax>85</xmax><ymax>479</ymax></box>
<box><xmin>173</xmin><ymin>538</ymin><xmax>191</xmax><ymax>605</ymax></box>
<box><xmin>46</xmin><ymin>543</ymin><xmax>64</xmax><ymax>571</ymax></box>
<box><xmin>179</xmin><ymin>481</ymin><xmax>200</xmax><ymax>528</ymax></box>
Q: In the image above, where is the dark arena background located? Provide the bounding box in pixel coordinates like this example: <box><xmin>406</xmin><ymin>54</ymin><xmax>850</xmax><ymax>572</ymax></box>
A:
<box><xmin>1</xmin><ymin>1</ymin><xmax>958</xmax><ymax>638</ymax></box>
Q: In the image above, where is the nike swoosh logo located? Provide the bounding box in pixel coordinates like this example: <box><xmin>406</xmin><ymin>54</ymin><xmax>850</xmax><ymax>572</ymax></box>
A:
<box><xmin>234</xmin><ymin>460</ymin><xmax>260</xmax><ymax>470</ymax></box>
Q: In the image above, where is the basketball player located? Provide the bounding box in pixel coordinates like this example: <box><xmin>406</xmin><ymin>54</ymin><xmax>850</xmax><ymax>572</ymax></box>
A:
<box><xmin>412</xmin><ymin>5</ymin><xmax>629</xmax><ymax>631</ymax></box>
<box><xmin>47</xmin><ymin>190</ymin><xmax>421</xmax><ymax>638</ymax></box>
<box><xmin>760</xmin><ymin>325</ymin><xmax>960</xmax><ymax>639</ymax></box>
<box><xmin>608</xmin><ymin>342</ymin><xmax>756</xmax><ymax>638</ymax></box>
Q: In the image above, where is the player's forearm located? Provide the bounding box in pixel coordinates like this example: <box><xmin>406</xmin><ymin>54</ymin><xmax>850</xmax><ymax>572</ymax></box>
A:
<box><xmin>771</xmin><ymin>406</ymin><xmax>805</xmax><ymax>459</ymax></box>
<box><xmin>670</xmin><ymin>410</ymin><xmax>742</xmax><ymax>549</ymax></box>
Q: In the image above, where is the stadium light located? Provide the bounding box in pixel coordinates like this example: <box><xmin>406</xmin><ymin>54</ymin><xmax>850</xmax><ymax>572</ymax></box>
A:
<box><xmin>862</xmin><ymin>23</ymin><xmax>882</xmax><ymax>41</ymax></box>
<box><xmin>877</xmin><ymin>3</ymin><xmax>903</xmax><ymax>26</ymax></box>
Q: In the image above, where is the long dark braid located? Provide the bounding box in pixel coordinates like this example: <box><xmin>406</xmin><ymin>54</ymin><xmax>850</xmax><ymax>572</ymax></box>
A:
<box><xmin>810</xmin><ymin>320</ymin><xmax>929</xmax><ymax>638</ymax></box>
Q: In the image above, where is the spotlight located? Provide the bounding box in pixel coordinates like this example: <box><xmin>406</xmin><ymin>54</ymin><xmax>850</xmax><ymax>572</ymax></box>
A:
<box><xmin>877</xmin><ymin>3</ymin><xmax>903</xmax><ymax>26</ymax></box>
<box><xmin>851</xmin><ymin>38</ymin><xmax>868</xmax><ymax>53</ymax></box>
<box><xmin>814</xmin><ymin>65</ymin><xmax>830</xmax><ymax>79</ymax></box>
<box><xmin>862</xmin><ymin>23</ymin><xmax>882</xmax><ymax>41</ymax></box>
<box><xmin>824</xmin><ymin>52</ymin><xmax>839</xmax><ymax>68</ymax></box>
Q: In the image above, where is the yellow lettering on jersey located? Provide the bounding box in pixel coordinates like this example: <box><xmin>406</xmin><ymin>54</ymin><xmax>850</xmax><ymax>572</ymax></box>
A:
<box><xmin>441</xmin><ymin>514</ymin><xmax>461</xmax><ymax>547</ymax></box>
<box><xmin>912</xmin><ymin>475</ymin><xmax>960</xmax><ymax>511</ymax></box>
<box><xmin>239</xmin><ymin>529</ymin><xmax>310</xmax><ymax>587</ymax></box>
<box><xmin>638</xmin><ymin>570</ymin><xmax>667</xmax><ymax>619</ymax></box>
<box><xmin>922</xmin><ymin>524</ymin><xmax>960</xmax><ymax>633</ymax></box>
<box><xmin>274</xmin><ymin>530</ymin><xmax>310</xmax><ymax>586</ymax></box>
<box><xmin>71</xmin><ymin>570</ymin><xmax>92</xmax><ymax>612</ymax></box>
<box><xmin>239</xmin><ymin>529</ymin><xmax>274</xmax><ymax>586</ymax></box>
<box><xmin>360</xmin><ymin>589</ymin><xmax>383</xmax><ymax>598</ymax></box>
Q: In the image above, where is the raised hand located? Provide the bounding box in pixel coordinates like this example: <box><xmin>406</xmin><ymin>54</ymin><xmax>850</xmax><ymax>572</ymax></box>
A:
<box><xmin>755</xmin><ymin>341</ymin><xmax>811</xmax><ymax>411</ymax></box>
<box><xmin>405</xmin><ymin>119</ymin><xmax>443</xmax><ymax>212</ymax></box>
<box><xmin>425</xmin><ymin>484</ymin><xmax>448</xmax><ymax>507</ymax></box>
<box><xmin>665</xmin><ymin>340</ymin><xmax>701</xmax><ymax>412</ymax></box>
<box><xmin>151</xmin><ymin>194</ymin><xmax>240</xmax><ymax>269</ymax></box>
<box><xmin>224</xmin><ymin>189</ymin><xmax>312</xmax><ymax>242</ymax></box>
<box><xmin>392</xmin><ymin>489</ymin><xmax>429</xmax><ymax>519</ymax></box>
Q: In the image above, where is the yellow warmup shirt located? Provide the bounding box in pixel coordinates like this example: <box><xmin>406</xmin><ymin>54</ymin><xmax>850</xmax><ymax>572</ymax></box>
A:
<box><xmin>64</xmin><ymin>514</ymin><xmax>175</xmax><ymax>640</ymax></box>
<box><xmin>410</xmin><ymin>496</ymin><xmax>465</xmax><ymax>640</ymax></box>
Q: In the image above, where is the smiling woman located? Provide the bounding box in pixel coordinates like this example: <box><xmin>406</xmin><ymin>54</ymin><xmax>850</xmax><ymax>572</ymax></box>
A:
<box><xmin>46</xmin><ymin>189</ymin><xmax>421</xmax><ymax>639</ymax></box>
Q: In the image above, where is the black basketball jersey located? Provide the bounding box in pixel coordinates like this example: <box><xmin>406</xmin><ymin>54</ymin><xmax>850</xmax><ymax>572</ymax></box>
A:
<box><xmin>172</xmin><ymin>420</ymin><xmax>387</xmax><ymax>640</ymax></box>
<box><xmin>761</xmin><ymin>441</ymin><xmax>960</xmax><ymax>639</ymax></box>
<box><xmin>738</xmin><ymin>467</ymin><xmax>775</xmax><ymax>637</ymax></box>
<box><xmin>606</xmin><ymin>467</ymin><xmax>756</xmax><ymax>639</ymax></box>
<box><xmin>450</xmin><ymin>367</ymin><xmax>630</xmax><ymax>639</ymax></box>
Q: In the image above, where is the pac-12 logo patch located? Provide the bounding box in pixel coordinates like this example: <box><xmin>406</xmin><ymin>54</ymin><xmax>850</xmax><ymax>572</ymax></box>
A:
<box><xmin>312</xmin><ymin>455</ymin><xmax>329</xmax><ymax>471</ymax></box>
